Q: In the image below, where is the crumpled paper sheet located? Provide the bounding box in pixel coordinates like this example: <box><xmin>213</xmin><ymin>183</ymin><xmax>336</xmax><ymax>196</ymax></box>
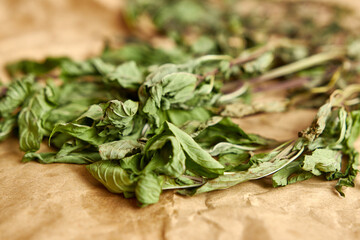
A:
<box><xmin>1</xmin><ymin>1</ymin><xmax>360</xmax><ymax>240</ymax></box>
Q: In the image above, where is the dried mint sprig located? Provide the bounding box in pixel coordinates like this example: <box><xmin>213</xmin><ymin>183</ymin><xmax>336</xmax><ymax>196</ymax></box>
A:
<box><xmin>1</xmin><ymin>0</ymin><xmax>360</xmax><ymax>207</ymax></box>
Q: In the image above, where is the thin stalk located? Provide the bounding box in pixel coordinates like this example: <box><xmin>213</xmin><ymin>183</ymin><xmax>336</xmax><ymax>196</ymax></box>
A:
<box><xmin>252</xmin><ymin>49</ymin><xmax>345</xmax><ymax>84</ymax></box>
<box><xmin>253</xmin><ymin>77</ymin><xmax>311</xmax><ymax>93</ymax></box>
<box><xmin>253</xmin><ymin>146</ymin><xmax>305</xmax><ymax>179</ymax></box>
<box><xmin>196</xmin><ymin>44</ymin><xmax>271</xmax><ymax>83</ymax></box>
<box><xmin>222</xmin><ymin>48</ymin><xmax>346</xmax><ymax>95</ymax></box>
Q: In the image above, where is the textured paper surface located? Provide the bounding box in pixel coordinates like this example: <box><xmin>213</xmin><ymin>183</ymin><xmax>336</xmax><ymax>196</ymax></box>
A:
<box><xmin>1</xmin><ymin>1</ymin><xmax>360</xmax><ymax>240</ymax></box>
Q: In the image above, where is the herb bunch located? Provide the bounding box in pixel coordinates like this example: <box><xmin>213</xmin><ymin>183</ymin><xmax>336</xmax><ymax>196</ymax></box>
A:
<box><xmin>1</xmin><ymin>0</ymin><xmax>360</xmax><ymax>207</ymax></box>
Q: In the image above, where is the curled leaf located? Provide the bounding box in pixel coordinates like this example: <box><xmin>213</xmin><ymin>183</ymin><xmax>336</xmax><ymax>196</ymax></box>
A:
<box><xmin>87</xmin><ymin>160</ymin><xmax>137</xmax><ymax>194</ymax></box>
<box><xmin>99</xmin><ymin>140</ymin><xmax>144</xmax><ymax>160</ymax></box>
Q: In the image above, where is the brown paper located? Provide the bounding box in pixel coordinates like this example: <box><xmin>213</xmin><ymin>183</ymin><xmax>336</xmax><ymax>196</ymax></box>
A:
<box><xmin>1</xmin><ymin>1</ymin><xmax>360</xmax><ymax>239</ymax></box>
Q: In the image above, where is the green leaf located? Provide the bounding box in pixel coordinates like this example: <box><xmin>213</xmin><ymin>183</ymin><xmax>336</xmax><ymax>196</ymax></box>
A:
<box><xmin>208</xmin><ymin>142</ymin><xmax>259</xmax><ymax>156</ymax></box>
<box><xmin>76</xmin><ymin>104</ymin><xmax>107</xmax><ymax>122</ymax></box>
<box><xmin>272</xmin><ymin>161</ymin><xmax>313</xmax><ymax>187</ymax></box>
<box><xmin>328</xmin><ymin>150</ymin><xmax>359</xmax><ymax>197</ymax></box>
<box><xmin>144</xmin><ymin>135</ymin><xmax>186</xmax><ymax>177</ymax></box>
<box><xmin>92</xmin><ymin>59</ymin><xmax>144</xmax><ymax>89</ymax></box>
<box><xmin>166</xmin><ymin>122</ymin><xmax>224</xmax><ymax>177</ymax></box>
<box><xmin>302</xmin><ymin>149</ymin><xmax>341</xmax><ymax>176</ymax></box>
<box><xmin>51</xmin><ymin>123</ymin><xmax>107</xmax><ymax>146</ymax></box>
<box><xmin>243</xmin><ymin>52</ymin><xmax>274</xmax><ymax>74</ymax></box>
<box><xmin>161</xmin><ymin>175</ymin><xmax>204</xmax><ymax>190</ymax></box>
<box><xmin>192</xmin><ymin>36</ymin><xmax>216</xmax><ymax>54</ymax></box>
<box><xmin>0</xmin><ymin>117</ymin><xmax>16</xmax><ymax>141</ymax></box>
<box><xmin>135</xmin><ymin>173</ymin><xmax>162</xmax><ymax>207</ymax></box>
<box><xmin>57</xmin><ymin>81</ymin><xmax>113</xmax><ymax>105</ymax></box>
<box><xmin>332</xmin><ymin>108</ymin><xmax>347</xmax><ymax>146</ymax></box>
<box><xmin>6</xmin><ymin>57</ymin><xmax>70</xmax><ymax>77</ymax></box>
<box><xmin>22</xmin><ymin>151</ymin><xmax>101</xmax><ymax>164</ymax></box>
<box><xmin>139</xmin><ymin>66</ymin><xmax>199</xmax><ymax>126</ymax></box>
<box><xmin>18</xmin><ymin>89</ymin><xmax>55</xmax><ymax>152</ymax></box>
<box><xmin>43</xmin><ymin>103</ymin><xmax>90</xmax><ymax>132</ymax></box>
<box><xmin>107</xmin><ymin>61</ymin><xmax>143</xmax><ymax>89</ymax></box>
<box><xmin>0</xmin><ymin>76</ymin><xmax>34</xmax><ymax>117</ymax></box>
<box><xmin>101</xmin><ymin>43</ymin><xmax>188</xmax><ymax>67</ymax></box>
<box><xmin>99</xmin><ymin>140</ymin><xmax>144</xmax><ymax>160</ymax></box>
<box><xmin>56</xmin><ymin>139</ymin><xmax>90</xmax><ymax>156</ymax></box>
<box><xmin>87</xmin><ymin>160</ymin><xmax>137</xmax><ymax>194</ymax></box>
<box><xmin>347</xmin><ymin>111</ymin><xmax>360</xmax><ymax>148</ymax></box>
<box><xmin>18</xmin><ymin>109</ymin><xmax>43</xmax><ymax>152</ymax></box>
<box><xmin>189</xmin><ymin>142</ymin><xmax>303</xmax><ymax>195</ymax></box>
<box><xmin>193</xmin><ymin>117</ymin><xmax>271</xmax><ymax>148</ymax></box>
<box><xmin>166</xmin><ymin>107</ymin><xmax>212</xmax><ymax>126</ymax></box>
<box><xmin>218</xmin><ymin>150</ymin><xmax>251</xmax><ymax>172</ymax></box>
<box><xmin>98</xmin><ymin>100</ymin><xmax>139</xmax><ymax>136</ymax></box>
<box><xmin>91</xmin><ymin>58</ymin><xmax>115</xmax><ymax>75</ymax></box>
<box><xmin>120</xmin><ymin>153</ymin><xmax>143</xmax><ymax>174</ymax></box>
<box><xmin>191</xmin><ymin>158</ymin><xmax>295</xmax><ymax>195</ymax></box>
<box><xmin>44</xmin><ymin>79</ymin><xmax>60</xmax><ymax>105</ymax></box>
<box><xmin>161</xmin><ymin>72</ymin><xmax>197</xmax><ymax>104</ymax></box>
<box><xmin>60</xmin><ymin>60</ymin><xmax>97</xmax><ymax>78</ymax></box>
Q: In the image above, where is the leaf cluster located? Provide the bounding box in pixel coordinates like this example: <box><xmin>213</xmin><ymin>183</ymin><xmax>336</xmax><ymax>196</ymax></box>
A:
<box><xmin>1</xmin><ymin>0</ymin><xmax>360</xmax><ymax>206</ymax></box>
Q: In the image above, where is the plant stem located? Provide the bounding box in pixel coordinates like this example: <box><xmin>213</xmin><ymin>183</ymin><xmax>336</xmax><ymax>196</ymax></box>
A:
<box><xmin>222</xmin><ymin>48</ymin><xmax>346</xmax><ymax>94</ymax></box>
<box><xmin>251</xmin><ymin>49</ymin><xmax>345</xmax><ymax>84</ymax></box>
<box><xmin>253</xmin><ymin>77</ymin><xmax>311</xmax><ymax>93</ymax></box>
<box><xmin>196</xmin><ymin>44</ymin><xmax>271</xmax><ymax>83</ymax></box>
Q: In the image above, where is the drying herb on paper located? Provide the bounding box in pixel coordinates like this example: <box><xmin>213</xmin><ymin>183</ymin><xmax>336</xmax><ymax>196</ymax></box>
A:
<box><xmin>1</xmin><ymin>0</ymin><xmax>360</xmax><ymax>207</ymax></box>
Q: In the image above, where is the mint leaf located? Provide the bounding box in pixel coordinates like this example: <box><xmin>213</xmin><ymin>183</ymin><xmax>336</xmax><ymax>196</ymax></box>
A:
<box><xmin>302</xmin><ymin>149</ymin><xmax>341</xmax><ymax>176</ymax></box>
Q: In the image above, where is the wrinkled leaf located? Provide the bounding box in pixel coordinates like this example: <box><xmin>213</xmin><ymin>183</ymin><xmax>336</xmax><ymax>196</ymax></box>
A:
<box><xmin>87</xmin><ymin>160</ymin><xmax>137</xmax><ymax>194</ymax></box>
<box><xmin>135</xmin><ymin>173</ymin><xmax>162</xmax><ymax>207</ymax></box>
<box><xmin>99</xmin><ymin>140</ymin><xmax>144</xmax><ymax>160</ymax></box>
<box><xmin>272</xmin><ymin>161</ymin><xmax>313</xmax><ymax>187</ymax></box>
<box><xmin>23</xmin><ymin>151</ymin><xmax>101</xmax><ymax>164</ymax></box>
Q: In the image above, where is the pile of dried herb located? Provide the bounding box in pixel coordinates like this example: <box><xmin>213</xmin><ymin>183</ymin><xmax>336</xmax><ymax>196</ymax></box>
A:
<box><xmin>1</xmin><ymin>0</ymin><xmax>360</xmax><ymax>207</ymax></box>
